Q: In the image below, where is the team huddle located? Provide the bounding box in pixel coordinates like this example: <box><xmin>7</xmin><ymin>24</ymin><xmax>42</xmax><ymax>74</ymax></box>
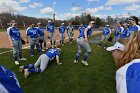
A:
<box><xmin>5</xmin><ymin>14</ymin><xmax>140</xmax><ymax>93</ymax></box>
<box><xmin>7</xmin><ymin>13</ymin><xmax>95</xmax><ymax>78</ymax></box>
<box><xmin>7</xmin><ymin>15</ymin><xmax>140</xmax><ymax>79</ymax></box>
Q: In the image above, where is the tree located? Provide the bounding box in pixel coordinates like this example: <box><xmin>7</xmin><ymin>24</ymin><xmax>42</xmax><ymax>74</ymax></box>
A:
<box><xmin>95</xmin><ymin>17</ymin><xmax>101</xmax><ymax>27</ymax></box>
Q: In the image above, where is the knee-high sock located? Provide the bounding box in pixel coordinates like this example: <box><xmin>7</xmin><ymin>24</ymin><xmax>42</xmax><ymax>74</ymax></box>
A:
<box><xmin>13</xmin><ymin>53</ymin><xmax>18</xmax><ymax>61</ymax></box>
<box><xmin>19</xmin><ymin>51</ymin><xmax>22</xmax><ymax>59</ymax></box>
<box><xmin>50</xmin><ymin>41</ymin><xmax>53</xmax><ymax>45</ymax></box>
<box><xmin>28</xmin><ymin>68</ymin><xmax>41</xmax><ymax>73</ymax></box>
<box><xmin>40</xmin><ymin>43</ymin><xmax>43</xmax><ymax>49</ymax></box>
<box><xmin>54</xmin><ymin>41</ymin><xmax>56</xmax><ymax>45</ymax></box>
<box><xmin>24</xmin><ymin>64</ymin><xmax>34</xmax><ymax>69</ymax></box>
<box><xmin>30</xmin><ymin>45</ymin><xmax>34</xmax><ymax>55</ymax></box>
<box><xmin>75</xmin><ymin>52</ymin><xmax>80</xmax><ymax>61</ymax></box>
<box><xmin>36</xmin><ymin>44</ymin><xmax>41</xmax><ymax>53</ymax></box>
<box><xmin>44</xmin><ymin>43</ymin><xmax>46</xmax><ymax>48</ymax></box>
<box><xmin>84</xmin><ymin>52</ymin><xmax>90</xmax><ymax>61</ymax></box>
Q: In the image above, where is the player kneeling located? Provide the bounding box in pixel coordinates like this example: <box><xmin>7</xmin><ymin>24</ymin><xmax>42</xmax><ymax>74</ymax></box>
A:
<box><xmin>19</xmin><ymin>48</ymin><xmax>62</xmax><ymax>78</ymax></box>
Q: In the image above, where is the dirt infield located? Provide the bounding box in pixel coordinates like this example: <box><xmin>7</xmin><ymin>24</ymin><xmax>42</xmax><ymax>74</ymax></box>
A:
<box><xmin>0</xmin><ymin>29</ymin><xmax>101</xmax><ymax>48</ymax></box>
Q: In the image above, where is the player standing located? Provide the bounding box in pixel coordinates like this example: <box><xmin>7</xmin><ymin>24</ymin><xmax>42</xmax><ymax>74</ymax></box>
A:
<box><xmin>19</xmin><ymin>48</ymin><xmax>62</xmax><ymax>78</ymax></box>
<box><xmin>59</xmin><ymin>23</ymin><xmax>66</xmax><ymax>46</ymax></box>
<box><xmin>99</xmin><ymin>24</ymin><xmax>111</xmax><ymax>48</ymax></box>
<box><xmin>74</xmin><ymin>20</ymin><xmax>95</xmax><ymax>66</ymax></box>
<box><xmin>36</xmin><ymin>22</ymin><xmax>47</xmax><ymax>51</ymax></box>
<box><xmin>114</xmin><ymin>21</ymin><xmax>124</xmax><ymax>44</ymax></box>
<box><xmin>128</xmin><ymin>16</ymin><xmax>140</xmax><ymax>35</ymax></box>
<box><xmin>67</xmin><ymin>23</ymin><xmax>74</xmax><ymax>44</ymax></box>
<box><xmin>47</xmin><ymin>14</ymin><xmax>56</xmax><ymax>48</ymax></box>
<box><xmin>7</xmin><ymin>20</ymin><xmax>26</xmax><ymax>65</ymax></box>
<box><xmin>26</xmin><ymin>23</ymin><xmax>41</xmax><ymax>56</ymax></box>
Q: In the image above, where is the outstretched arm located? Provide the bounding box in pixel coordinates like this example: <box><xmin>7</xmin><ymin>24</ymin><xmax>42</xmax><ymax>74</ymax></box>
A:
<box><xmin>56</xmin><ymin>55</ymin><xmax>62</xmax><ymax>65</ymax></box>
<box><xmin>53</xmin><ymin>14</ymin><xmax>55</xmax><ymax>23</ymax></box>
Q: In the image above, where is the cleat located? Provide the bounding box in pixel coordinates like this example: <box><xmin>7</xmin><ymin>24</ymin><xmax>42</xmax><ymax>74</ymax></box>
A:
<box><xmin>31</xmin><ymin>55</ymin><xmax>34</xmax><ymax>57</ymax></box>
<box><xmin>74</xmin><ymin>60</ymin><xmax>78</xmax><ymax>64</ymax></box>
<box><xmin>24</xmin><ymin>69</ymin><xmax>30</xmax><ymax>79</ymax></box>
<box><xmin>81</xmin><ymin>60</ymin><xmax>88</xmax><ymax>66</ymax></box>
<box><xmin>19</xmin><ymin>66</ymin><xmax>24</xmax><ymax>72</ymax></box>
<box><xmin>42</xmin><ymin>49</ymin><xmax>45</xmax><ymax>51</ymax></box>
<box><xmin>15</xmin><ymin>61</ymin><xmax>19</xmax><ymax>65</ymax></box>
<box><xmin>19</xmin><ymin>58</ymin><xmax>27</xmax><ymax>61</ymax></box>
<box><xmin>61</xmin><ymin>44</ymin><xmax>64</xmax><ymax>46</ymax></box>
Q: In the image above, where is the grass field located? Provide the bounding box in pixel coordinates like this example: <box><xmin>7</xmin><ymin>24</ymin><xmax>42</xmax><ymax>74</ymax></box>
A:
<box><xmin>0</xmin><ymin>35</ymin><xmax>117</xmax><ymax>93</ymax></box>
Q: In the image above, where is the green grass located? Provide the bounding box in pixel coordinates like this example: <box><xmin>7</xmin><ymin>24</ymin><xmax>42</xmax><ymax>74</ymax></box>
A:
<box><xmin>0</xmin><ymin>36</ymin><xmax>117</xmax><ymax>93</ymax></box>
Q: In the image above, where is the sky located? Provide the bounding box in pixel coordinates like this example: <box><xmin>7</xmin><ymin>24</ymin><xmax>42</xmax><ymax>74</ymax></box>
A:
<box><xmin>0</xmin><ymin>0</ymin><xmax>140</xmax><ymax>20</ymax></box>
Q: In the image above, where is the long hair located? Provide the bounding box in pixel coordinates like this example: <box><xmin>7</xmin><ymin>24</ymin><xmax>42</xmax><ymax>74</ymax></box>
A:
<box><xmin>118</xmin><ymin>31</ymin><xmax>140</xmax><ymax>67</ymax></box>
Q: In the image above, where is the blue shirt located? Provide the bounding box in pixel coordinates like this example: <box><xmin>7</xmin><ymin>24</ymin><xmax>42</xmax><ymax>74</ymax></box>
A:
<box><xmin>79</xmin><ymin>26</ymin><xmax>86</xmax><ymax>33</ymax></box>
<box><xmin>103</xmin><ymin>27</ymin><xmax>111</xmax><ymax>35</ymax></box>
<box><xmin>120</xmin><ymin>28</ymin><xmax>130</xmax><ymax>38</ymax></box>
<box><xmin>0</xmin><ymin>66</ymin><xmax>23</xmax><ymax>93</ymax></box>
<box><xmin>116</xmin><ymin>59</ymin><xmax>140</xmax><ymax>93</ymax></box>
<box><xmin>37</xmin><ymin>27</ymin><xmax>44</xmax><ymax>36</ymax></box>
<box><xmin>46</xmin><ymin>48</ymin><xmax>60</xmax><ymax>60</ymax></box>
<box><xmin>59</xmin><ymin>26</ymin><xmax>66</xmax><ymax>33</ymax></box>
<box><xmin>26</xmin><ymin>27</ymin><xmax>39</xmax><ymax>38</ymax></box>
<box><xmin>114</xmin><ymin>27</ymin><xmax>124</xmax><ymax>37</ymax></box>
<box><xmin>129</xmin><ymin>25</ymin><xmax>140</xmax><ymax>32</ymax></box>
<box><xmin>47</xmin><ymin>23</ymin><xmax>54</xmax><ymax>33</ymax></box>
<box><xmin>7</xmin><ymin>27</ymin><xmax>21</xmax><ymax>40</ymax></box>
<box><xmin>79</xmin><ymin>25</ymin><xmax>93</xmax><ymax>38</ymax></box>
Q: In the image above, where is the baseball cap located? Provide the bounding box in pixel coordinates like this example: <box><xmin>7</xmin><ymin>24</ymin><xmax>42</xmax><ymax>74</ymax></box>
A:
<box><xmin>61</xmin><ymin>23</ymin><xmax>64</xmax><ymax>25</ymax></box>
<box><xmin>106</xmin><ymin>42</ymin><xmax>125</xmax><ymax>51</ymax></box>
<box><xmin>48</xmin><ymin>20</ymin><xmax>51</xmax><ymax>23</ymax></box>
<box><xmin>106</xmin><ymin>24</ymin><xmax>110</xmax><ymax>27</ymax></box>
<box><xmin>37</xmin><ymin>22</ymin><xmax>41</xmax><ymax>25</ymax></box>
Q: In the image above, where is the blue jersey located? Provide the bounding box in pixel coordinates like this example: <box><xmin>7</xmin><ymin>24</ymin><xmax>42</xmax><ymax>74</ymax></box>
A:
<box><xmin>116</xmin><ymin>59</ymin><xmax>140</xmax><ymax>93</ymax></box>
<box><xmin>79</xmin><ymin>26</ymin><xmax>86</xmax><ymax>33</ymax></box>
<box><xmin>59</xmin><ymin>26</ymin><xmax>66</xmax><ymax>33</ymax></box>
<box><xmin>46</xmin><ymin>48</ymin><xmax>60</xmax><ymax>60</ymax></box>
<box><xmin>37</xmin><ymin>27</ymin><xmax>44</xmax><ymax>36</ymax></box>
<box><xmin>114</xmin><ymin>27</ymin><xmax>124</xmax><ymax>37</ymax></box>
<box><xmin>7</xmin><ymin>27</ymin><xmax>21</xmax><ymax>40</ymax></box>
<box><xmin>47</xmin><ymin>23</ymin><xmax>54</xmax><ymax>33</ymax></box>
<box><xmin>26</xmin><ymin>27</ymin><xmax>39</xmax><ymax>38</ymax></box>
<box><xmin>79</xmin><ymin>25</ymin><xmax>93</xmax><ymax>38</ymax></box>
<box><xmin>103</xmin><ymin>27</ymin><xmax>111</xmax><ymax>35</ymax></box>
<box><xmin>129</xmin><ymin>25</ymin><xmax>140</xmax><ymax>32</ymax></box>
<box><xmin>120</xmin><ymin>28</ymin><xmax>130</xmax><ymax>38</ymax></box>
<box><xmin>0</xmin><ymin>66</ymin><xmax>23</xmax><ymax>93</ymax></box>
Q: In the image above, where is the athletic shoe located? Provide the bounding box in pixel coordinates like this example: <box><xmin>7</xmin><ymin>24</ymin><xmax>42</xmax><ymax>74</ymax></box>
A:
<box><xmin>81</xmin><ymin>60</ymin><xmax>88</xmax><ymax>66</ymax></box>
<box><xmin>42</xmin><ymin>49</ymin><xmax>45</xmax><ymax>52</ymax></box>
<box><xmin>31</xmin><ymin>55</ymin><xmax>34</xmax><ymax>57</ymax></box>
<box><xmin>19</xmin><ymin>58</ymin><xmax>27</xmax><ymax>61</ymax></box>
<box><xmin>24</xmin><ymin>69</ymin><xmax>29</xmax><ymax>79</ymax></box>
<box><xmin>19</xmin><ymin>66</ymin><xmax>24</xmax><ymax>72</ymax></box>
<box><xmin>15</xmin><ymin>61</ymin><xmax>19</xmax><ymax>65</ymax></box>
<box><xmin>74</xmin><ymin>60</ymin><xmax>78</xmax><ymax>64</ymax></box>
<box><xmin>61</xmin><ymin>44</ymin><xmax>64</xmax><ymax>46</ymax></box>
<box><xmin>57</xmin><ymin>62</ymin><xmax>62</xmax><ymax>65</ymax></box>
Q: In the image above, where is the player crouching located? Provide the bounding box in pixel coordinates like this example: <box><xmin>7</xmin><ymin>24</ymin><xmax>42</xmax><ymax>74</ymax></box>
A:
<box><xmin>19</xmin><ymin>48</ymin><xmax>62</xmax><ymax>78</ymax></box>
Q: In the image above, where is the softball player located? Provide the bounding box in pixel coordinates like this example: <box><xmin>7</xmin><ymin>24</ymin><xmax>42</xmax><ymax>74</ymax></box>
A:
<box><xmin>74</xmin><ymin>20</ymin><xmax>95</xmax><ymax>66</ymax></box>
<box><xmin>0</xmin><ymin>66</ymin><xmax>23</xmax><ymax>93</ymax></box>
<box><xmin>36</xmin><ymin>22</ymin><xmax>47</xmax><ymax>51</ymax></box>
<box><xmin>26</xmin><ymin>23</ymin><xmax>41</xmax><ymax>56</ymax></box>
<box><xmin>78</xmin><ymin>24</ymin><xmax>86</xmax><ymax>34</ymax></box>
<box><xmin>7</xmin><ymin>20</ymin><xmax>26</xmax><ymax>65</ymax></box>
<box><xmin>19</xmin><ymin>48</ymin><xmax>62</xmax><ymax>78</ymax></box>
<box><xmin>47</xmin><ymin>14</ymin><xmax>56</xmax><ymax>48</ymax></box>
<box><xmin>128</xmin><ymin>16</ymin><xmax>140</xmax><ymax>35</ymax></box>
<box><xmin>119</xmin><ymin>23</ymin><xmax>130</xmax><ymax>44</ymax></box>
<box><xmin>59</xmin><ymin>23</ymin><xmax>66</xmax><ymax>46</ymax></box>
<box><xmin>114</xmin><ymin>21</ymin><xmax>124</xmax><ymax>44</ymax></box>
<box><xmin>67</xmin><ymin>23</ymin><xmax>74</xmax><ymax>43</ymax></box>
<box><xmin>99</xmin><ymin>25</ymin><xmax>111</xmax><ymax>48</ymax></box>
